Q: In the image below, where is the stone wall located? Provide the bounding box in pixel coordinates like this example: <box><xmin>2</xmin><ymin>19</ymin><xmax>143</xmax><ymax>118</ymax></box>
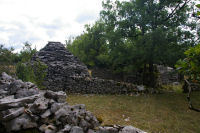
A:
<box><xmin>157</xmin><ymin>65</ymin><xmax>179</xmax><ymax>84</ymax></box>
<box><xmin>65</xmin><ymin>76</ymin><xmax>139</xmax><ymax>94</ymax></box>
<box><xmin>91</xmin><ymin>66</ymin><xmax>180</xmax><ymax>85</ymax></box>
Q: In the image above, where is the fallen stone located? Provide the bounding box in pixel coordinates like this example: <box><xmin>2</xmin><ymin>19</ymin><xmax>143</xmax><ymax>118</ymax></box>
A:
<box><xmin>44</xmin><ymin>124</ymin><xmax>56</xmax><ymax>133</ymax></box>
<box><xmin>0</xmin><ymin>94</ymin><xmax>40</xmax><ymax>111</ymax></box>
<box><xmin>1</xmin><ymin>107</ymin><xmax>25</xmax><ymax>121</ymax></box>
<box><xmin>119</xmin><ymin>126</ymin><xmax>147</xmax><ymax>133</ymax></box>
<box><xmin>41</xmin><ymin>109</ymin><xmax>51</xmax><ymax>119</ymax></box>
<box><xmin>3</xmin><ymin>113</ymin><xmax>37</xmax><ymax>132</ymax></box>
<box><xmin>15</xmin><ymin>88</ymin><xmax>39</xmax><ymax>99</ymax></box>
<box><xmin>44</xmin><ymin>90</ymin><xmax>67</xmax><ymax>103</ymax></box>
<box><xmin>70</xmin><ymin>126</ymin><xmax>84</xmax><ymax>133</ymax></box>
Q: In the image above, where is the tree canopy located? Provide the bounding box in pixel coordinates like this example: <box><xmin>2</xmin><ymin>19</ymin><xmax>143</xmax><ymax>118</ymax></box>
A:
<box><xmin>67</xmin><ymin>0</ymin><xmax>198</xmax><ymax>87</ymax></box>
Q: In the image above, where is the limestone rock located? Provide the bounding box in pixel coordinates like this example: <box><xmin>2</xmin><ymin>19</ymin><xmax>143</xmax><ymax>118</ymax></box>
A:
<box><xmin>119</xmin><ymin>126</ymin><xmax>147</xmax><ymax>133</ymax></box>
<box><xmin>3</xmin><ymin>113</ymin><xmax>38</xmax><ymax>132</ymax></box>
<box><xmin>0</xmin><ymin>72</ymin><xmax>39</xmax><ymax>99</ymax></box>
<box><xmin>70</xmin><ymin>126</ymin><xmax>84</xmax><ymax>133</ymax></box>
<box><xmin>44</xmin><ymin>90</ymin><xmax>67</xmax><ymax>103</ymax></box>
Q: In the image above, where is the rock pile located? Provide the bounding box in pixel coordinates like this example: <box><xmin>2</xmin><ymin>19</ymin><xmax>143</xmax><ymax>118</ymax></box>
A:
<box><xmin>0</xmin><ymin>72</ymin><xmax>39</xmax><ymax>99</ymax></box>
<box><xmin>0</xmin><ymin>72</ymin><xmax>146</xmax><ymax>133</ymax></box>
<box><xmin>32</xmin><ymin>42</ymin><xmax>90</xmax><ymax>91</ymax></box>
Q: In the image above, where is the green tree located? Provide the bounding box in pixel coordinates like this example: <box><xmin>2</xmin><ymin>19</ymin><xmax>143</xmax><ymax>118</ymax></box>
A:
<box><xmin>0</xmin><ymin>45</ymin><xmax>19</xmax><ymax>75</ymax></box>
<box><xmin>16</xmin><ymin>42</ymin><xmax>47</xmax><ymax>88</ymax></box>
<box><xmin>100</xmin><ymin>0</ymin><xmax>197</xmax><ymax>87</ymax></box>
<box><xmin>18</xmin><ymin>42</ymin><xmax>37</xmax><ymax>62</ymax></box>
<box><xmin>67</xmin><ymin>21</ymin><xmax>110</xmax><ymax>67</ymax></box>
<box><xmin>176</xmin><ymin>44</ymin><xmax>200</xmax><ymax>83</ymax></box>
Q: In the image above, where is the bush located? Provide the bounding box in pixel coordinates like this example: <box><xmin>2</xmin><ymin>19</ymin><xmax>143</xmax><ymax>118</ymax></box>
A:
<box><xmin>16</xmin><ymin>60</ymin><xmax>47</xmax><ymax>89</ymax></box>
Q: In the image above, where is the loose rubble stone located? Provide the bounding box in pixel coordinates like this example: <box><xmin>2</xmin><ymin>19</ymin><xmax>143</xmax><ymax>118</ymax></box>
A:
<box><xmin>70</xmin><ymin>126</ymin><xmax>84</xmax><ymax>133</ymax></box>
<box><xmin>3</xmin><ymin>113</ymin><xmax>38</xmax><ymax>132</ymax></box>
<box><xmin>44</xmin><ymin>90</ymin><xmax>67</xmax><ymax>103</ymax></box>
<box><xmin>119</xmin><ymin>126</ymin><xmax>147</xmax><ymax>133</ymax></box>
<box><xmin>0</xmin><ymin>73</ymin><xmax>147</xmax><ymax>132</ymax></box>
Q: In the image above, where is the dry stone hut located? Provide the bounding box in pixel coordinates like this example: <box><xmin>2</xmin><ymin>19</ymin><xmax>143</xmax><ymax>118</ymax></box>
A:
<box><xmin>32</xmin><ymin>42</ymin><xmax>138</xmax><ymax>94</ymax></box>
<box><xmin>32</xmin><ymin>42</ymin><xmax>90</xmax><ymax>91</ymax></box>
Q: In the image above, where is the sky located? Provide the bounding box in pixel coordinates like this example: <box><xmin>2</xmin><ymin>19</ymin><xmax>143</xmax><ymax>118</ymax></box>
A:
<box><xmin>0</xmin><ymin>0</ymin><xmax>103</xmax><ymax>52</ymax></box>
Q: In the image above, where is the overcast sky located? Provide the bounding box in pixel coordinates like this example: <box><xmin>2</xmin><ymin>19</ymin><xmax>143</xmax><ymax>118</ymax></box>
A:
<box><xmin>0</xmin><ymin>0</ymin><xmax>103</xmax><ymax>51</ymax></box>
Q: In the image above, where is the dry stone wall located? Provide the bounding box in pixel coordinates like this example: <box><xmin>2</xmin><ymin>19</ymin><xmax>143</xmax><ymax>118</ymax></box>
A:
<box><xmin>0</xmin><ymin>72</ymin><xmax>147</xmax><ymax>133</ymax></box>
<box><xmin>32</xmin><ymin>42</ymin><xmax>140</xmax><ymax>94</ymax></box>
<box><xmin>157</xmin><ymin>65</ymin><xmax>179</xmax><ymax>84</ymax></box>
<box><xmin>66</xmin><ymin>76</ymin><xmax>138</xmax><ymax>94</ymax></box>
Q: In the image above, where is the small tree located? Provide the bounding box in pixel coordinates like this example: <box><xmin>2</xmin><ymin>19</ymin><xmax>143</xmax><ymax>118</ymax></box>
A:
<box><xmin>32</xmin><ymin>60</ymin><xmax>47</xmax><ymax>88</ymax></box>
<box><xmin>176</xmin><ymin>44</ymin><xmax>200</xmax><ymax>112</ymax></box>
<box><xmin>16</xmin><ymin>42</ymin><xmax>47</xmax><ymax>89</ymax></box>
<box><xmin>176</xmin><ymin>44</ymin><xmax>200</xmax><ymax>82</ymax></box>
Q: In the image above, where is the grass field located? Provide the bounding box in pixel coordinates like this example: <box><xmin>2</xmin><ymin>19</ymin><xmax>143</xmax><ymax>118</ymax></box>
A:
<box><xmin>68</xmin><ymin>92</ymin><xmax>200</xmax><ymax>133</ymax></box>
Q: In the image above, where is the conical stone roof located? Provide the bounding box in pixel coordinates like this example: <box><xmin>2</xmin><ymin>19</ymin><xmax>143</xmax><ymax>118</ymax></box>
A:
<box><xmin>32</xmin><ymin>41</ymin><xmax>90</xmax><ymax>91</ymax></box>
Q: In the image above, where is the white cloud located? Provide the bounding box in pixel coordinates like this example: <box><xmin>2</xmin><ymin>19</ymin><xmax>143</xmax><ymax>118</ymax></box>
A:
<box><xmin>0</xmin><ymin>0</ymin><xmax>103</xmax><ymax>51</ymax></box>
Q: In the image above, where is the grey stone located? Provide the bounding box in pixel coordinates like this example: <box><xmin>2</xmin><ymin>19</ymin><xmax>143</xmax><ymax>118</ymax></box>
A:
<box><xmin>44</xmin><ymin>124</ymin><xmax>56</xmax><ymax>133</ymax></box>
<box><xmin>79</xmin><ymin>119</ymin><xmax>90</xmax><ymax>131</ymax></box>
<box><xmin>9</xmin><ymin>80</ymin><xmax>25</xmax><ymax>95</ymax></box>
<box><xmin>137</xmin><ymin>85</ymin><xmax>145</xmax><ymax>91</ymax></box>
<box><xmin>0</xmin><ymin>94</ymin><xmax>40</xmax><ymax>111</ymax></box>
<box><xmin>0</xmin><ymin>72</ymin><xmax>13</xmax><ymax>84</ymax></box>
<box><xmin>88</xmin><ymin>129</ymin><xmax>96</xmax><ymax>133</ymax></box>
<box><xmin>1</xmin><ymin>107</ymin><xmax>25</xmax><ymax>121</ymax></box>
<box><xmin>39</xmin><ymin>124</ymin><xmax>47</xmax><ymax>132</ymax></box>
<box><xmin>26</xmin><ymin>82</ymin><xmax>37</xmax><ymax>89</ymax></box>
<box><xmin>44</xmin><ymin>90</ymin><xmax>67</xmax><ymax>103</ymax></box>
<box><xmin>15</xmin><ymin>88</ymin><xmax>39</xmax><ymax>99</ymax></box>
<box><xmin>3</xmin><ymin>113</ymin><xmax>37</xmax><ymax>132</ymax></box>
<box><xmin>70</xmin><ymin>126</ymin><xmax>84</xmax><ymax>133</ymax></box>
<box><xmin>119</xmin><ymin>126</ymin><xmax>147</xmax><ymax>133</ymax></box>
<box><xmin>41</xmin><ymin>109</ymin><xmax>51</xmax><ymax>119</ymax></box>
<box><xmin>57</xmin><ymin>124</ymin><xmax>71</xmax><ymax>133</ymax></box>
<box><xmin>50</xmin><ymin>102</ymin><xmax>65</xmax><ymax>114</ymax></box>
<box><xmin>29</xmin><ymin>97</ymin><xmax>49</xmax><ymax>114</ymax></box>
<box><xmin>97</xmin><ymin>126</ymin><xmax>118</xmax><ymax>133</ymax></box>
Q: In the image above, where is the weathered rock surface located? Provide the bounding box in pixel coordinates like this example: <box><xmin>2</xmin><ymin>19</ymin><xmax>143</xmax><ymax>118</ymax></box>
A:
<box><xmin>0</xmin><ymin>73</ymin><xmax>147</xmax><ymax>133</ymax></box>
<box><xmin>0</xmin><ymin>72</ymin><xmax>39</xmax><ymax>99</ymax></box>
<box><xmin>32</xmin><ymin>42</ymin><xmax>140</xmax><ymax>94</ymax></box>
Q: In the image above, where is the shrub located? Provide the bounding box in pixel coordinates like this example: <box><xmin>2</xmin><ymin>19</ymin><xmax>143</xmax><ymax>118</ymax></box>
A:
<box><xmin>16</xmin><ymin>60</ymin><xmax>47</xmax><ymax>89</ymax></box>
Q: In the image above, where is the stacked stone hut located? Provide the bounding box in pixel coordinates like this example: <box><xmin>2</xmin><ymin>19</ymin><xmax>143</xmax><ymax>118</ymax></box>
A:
<box><xmin>32</xmin><ymin>42</ymin><xmax>90</xmax><ymax>91</ymax></box>
<box><xmin>32</xmin><ymin>42</ymin><xmax>138</xmax><ymax>94</ymax></box>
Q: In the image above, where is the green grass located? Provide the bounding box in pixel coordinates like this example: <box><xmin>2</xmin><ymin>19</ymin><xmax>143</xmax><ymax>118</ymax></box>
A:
<box><xmin>68</xmin><ymin>92</ymin><xmax>200</xmax><ymax>133</ymax></box>
<box><xmin>161</xmin><ymin>84</ymin><xmax>183</xmax><ymax>93</ymax></box>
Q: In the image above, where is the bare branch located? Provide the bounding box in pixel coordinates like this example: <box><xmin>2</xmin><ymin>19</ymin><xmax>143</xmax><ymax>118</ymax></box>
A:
<box><xmin>163</xmin><ymin>0</ymin><xmax>191</xmax><ymax>22</ymax></box>
<box><xmin>185</xmin><ymin>79</ymin><xmax>200</xmax><ymax>112</ymax></box>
